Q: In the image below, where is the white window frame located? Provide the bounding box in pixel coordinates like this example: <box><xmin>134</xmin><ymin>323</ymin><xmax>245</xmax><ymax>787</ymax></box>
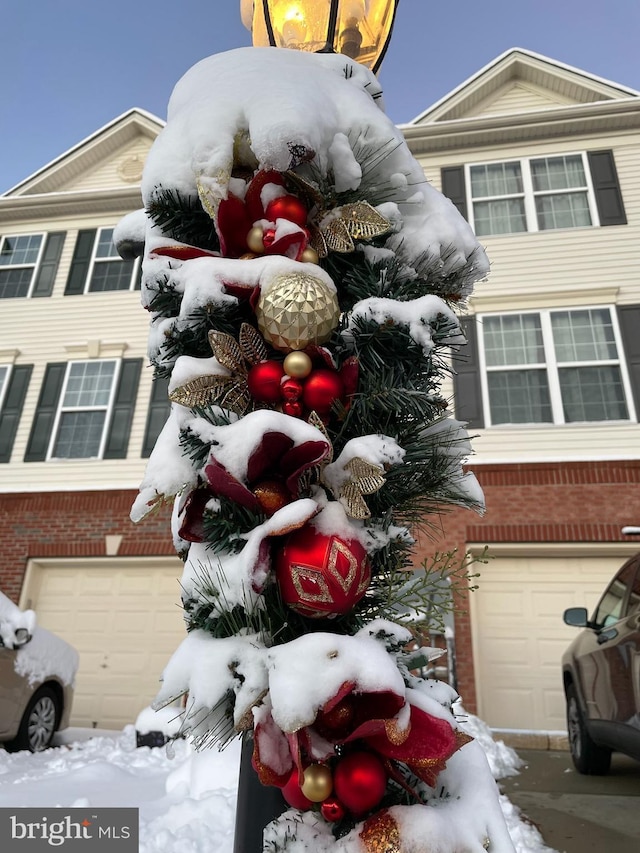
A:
<box><xmin>477</xmin><ymin>306</ymin><xmax>637</xmax><ymax>427</ymax></box>
<box><xmin>0</xmin><ymin>233</ymin><xmax>45</xmax><ymax>298</ymax></box>
<box><xmin>0</xmin><ymin>364</ymin><xmax>11</xmax><ymax>413</ymax></box>
<box><xmin>84</xmin><ymin>227</ymin><xmax>140</xmax><ymax>294</ymax></box>
<box><xmin>466</xmin><ymin>152</ymin><xmax>600</xmax><ymax>236</ymax></box>
<box><xmin>47</xmin><ymin>359</ymin><xmax>122</xmax><ymax>460</ymax></box>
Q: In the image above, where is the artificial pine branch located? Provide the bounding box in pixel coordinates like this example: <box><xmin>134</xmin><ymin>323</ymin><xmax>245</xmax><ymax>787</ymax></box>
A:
<box><xmin>147</xmin><ymin>186</ymin><xmax>221</xmax><ymax>252</ymax></box>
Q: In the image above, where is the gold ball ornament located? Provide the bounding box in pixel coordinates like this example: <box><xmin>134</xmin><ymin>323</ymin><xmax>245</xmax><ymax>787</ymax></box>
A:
<box><xmin>301</xmin><ymin>764</ymin><xmax>333</xmax><ymax>803</ymax></box>
<box><xmin>299</xmin><ymin>246</ymin><xmax>320</xmax><ymax>264</ymax></box>
<box><xmin>283</xmin><ymin>351</ymin><xmax>313</xmax><ymax>378</ymax></box>
<box><xmin>246</xmin><ymin>226</ymin><xmax>266</xmax><ymax>253</ymax></box>
<box><xmin>256</xmin><ymin>272</ymin><xmax>340</xmax><ymax>353</ymax></box>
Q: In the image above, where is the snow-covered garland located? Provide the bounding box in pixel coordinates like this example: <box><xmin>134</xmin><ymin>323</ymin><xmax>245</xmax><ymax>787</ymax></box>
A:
<box><xmin>121</xmin><ymin>47</ymin><xmax>514</xmax><ymax>853</ymax></box>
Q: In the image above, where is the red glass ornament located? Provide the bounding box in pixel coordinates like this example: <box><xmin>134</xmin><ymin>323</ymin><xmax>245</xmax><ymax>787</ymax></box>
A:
<box><xmin>281</xmin><ymin>378</ymin><xmax>303</xmax><ymax>402</ymax></box>
<box><xmin>282</xmin><ymin>768</ymin><xmax>314</xmax><ymax>811</ymax></box>
<box><xmin>333</xmin><ymin>751</ymin><xmax>387</xmax><ymax>818</ymax></box>
<box><xmin>265</xmin><ymin>195</ymin><xmax>308</xmax><ymax>228</ymax></box>
<box><xmin>247</xmin><ymin>361</ymin><xmax>285</xmax><ymax>404</ymax></box>
<box><xmin>314</xmin><ymin>696</ymin><xmax>356</xmax><ymax>740</ymax></box>
<box><xmin>302</xmin><ymin>369</ymin><xmax>344</xmax><ymax>415</ymax></box>
<box><xmin>321</xmin><ymin>796</ymin><xmax>346</xmax><ymax>823</ymax></box>
<box><xmin>275</xmin><ymin>524</ymin><xmax>371</xmax><ymax>618</ymax></box>
<box><xmin>282</xmin><ymin>400</ymin><xmax>303</xmax><ymax>418</ymax></box>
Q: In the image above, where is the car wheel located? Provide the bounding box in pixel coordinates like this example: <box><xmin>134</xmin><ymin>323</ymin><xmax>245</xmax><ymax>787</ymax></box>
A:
<box><xmin>566</xmin><ymin>683</ymin><xmax>611</xmax><ymax>775</ymax></box>
<box><xmin>4</xmin><ymin>687</ymin><xmax>60</xmax><ymax>753</ymax></box>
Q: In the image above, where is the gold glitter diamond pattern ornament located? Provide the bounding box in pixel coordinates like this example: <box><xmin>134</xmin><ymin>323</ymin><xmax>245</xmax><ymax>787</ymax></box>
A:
<box><xmin>360</xmin><ymin>810</ymin><xmax>402</xmax><ymax>853</ymax></box>
<box><xmin>255</xmin><ymin>272</ymin><xmax>340</xmax><ymax>353</ymax></box>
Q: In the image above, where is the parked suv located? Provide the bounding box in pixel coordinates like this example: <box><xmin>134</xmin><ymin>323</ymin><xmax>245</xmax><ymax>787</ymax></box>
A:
<box><xmin>0</xmin><ymin>592</ymin><xmax>78</xmax><ymax>752</ymax></box>
<box><xmin>562</xmin><ymin>552</ymin><xmax>640</xmax><ymax>774</ymax></box>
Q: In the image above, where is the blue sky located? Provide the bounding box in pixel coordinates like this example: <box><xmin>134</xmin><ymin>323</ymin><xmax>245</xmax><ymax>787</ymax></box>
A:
<box><xmin>2</xmin><ymin>0</ymin><xmax>639</xmax><ymax>194</ymax></box>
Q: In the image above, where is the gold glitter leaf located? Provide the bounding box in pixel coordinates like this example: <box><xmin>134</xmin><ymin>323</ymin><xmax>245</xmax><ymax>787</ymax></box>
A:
<box><xmin>169</xmin><ymin>375</ymin><xmax>238</xmax><ymax>409</ymax></box>
<box><xmin>239</xmin><ymin>322</ymin><xmax>268</xmax><ymax>366</ymax></box>
<box><xmin>322</xmin><ymin>217</ymin><xmax>356</xmax><ymax>253</ymax></box>
<box><xmin>208</xmin><ymin>330</ymin><xmax>247</xmax><ymax>375</ymax></box>
<box><xmin>341</xmin><ymin>201</ymin><xmax>392</xmax><ymax>241</ymax></box>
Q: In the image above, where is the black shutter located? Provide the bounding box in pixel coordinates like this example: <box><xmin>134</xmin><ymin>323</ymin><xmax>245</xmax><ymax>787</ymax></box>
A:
<box><xmin>32</xmin><ymin>232</ymin><xmax>65</xmax><ymax>298</ymax></box>
<box><xmin>452</xmin><ymin>316</ymin><xmax>485</xmax><ymax>429</ymax></box>
<box><xmin>64</xmin><ymin>229</ymin><xmax>96</xmax><ymax>295</ymax></box>
<box><xmin>142</xmin><ymin>374</ymin><xmax>170</xmax><ymax>458</ymax></box>
<box><xmin>588</xmin><ymin>150</ymin><xmax>627</xmax><ymax>226</ymax></box>
<box><xmin>618</xmin><ymin>305</ymin><xmax>640</xmax><ymax>414</ymax></box>
<box><xmin>24</xmin><ymin>363</ymin><xmax>66</xmax><ymax>462</ymax></box>
<box><xmin>0</xmin><ymin>365</ymin><xmax>33</xmax><ymax>463</ymax></box>
<box><xmin>103</xmin><ymin>358</ymin><xmax>143</xmax><ymax>459</ymax></box>
<box><xmin>441</xmin><ymin>166</ymin><xmax>468</xmax><ymax>220</ymax></box>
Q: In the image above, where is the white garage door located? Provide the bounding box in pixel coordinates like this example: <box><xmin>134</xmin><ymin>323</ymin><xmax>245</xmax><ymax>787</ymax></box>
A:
<box><xmin>23</xmin><ymin>558</ymin><xmax>186</xmax><ymax>730</ymax></box>
<box><xmin>470</xmin><ymin>549</ymin><xmax>634</xmax><ymax>732</ymax></box>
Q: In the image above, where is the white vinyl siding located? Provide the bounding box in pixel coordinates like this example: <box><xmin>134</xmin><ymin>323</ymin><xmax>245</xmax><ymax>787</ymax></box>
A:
<box><xmin>478</xmin><ymin>306</ymin><xmax>635</xmax><ymax>427</ymax></box>
<box><xmin>468</xmin><ymin>153</ymin><xmax>597</xmax><ymax>236</ymax></box>
<box><xmin>0</xmin><ymin>233</ymin><xmax>45</xmax><ymax>298</ymax></box>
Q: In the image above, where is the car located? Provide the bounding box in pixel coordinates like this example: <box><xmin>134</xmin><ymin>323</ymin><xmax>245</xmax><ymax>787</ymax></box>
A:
<box><xmin>562</xmin><ymin>551</ymin><xmax>640</xmax><ymax>774</ymax></box>
<box><xmin>0</xmin><ymin>591</ymin><xmax>78</xmax><ymax>752</ymax></box>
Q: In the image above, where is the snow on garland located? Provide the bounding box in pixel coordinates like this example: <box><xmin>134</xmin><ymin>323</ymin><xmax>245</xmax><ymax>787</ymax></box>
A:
<box><xmin>122</xmin><ymin>46</ymin><xmax>512</xmax><ymax>853</ymax></box>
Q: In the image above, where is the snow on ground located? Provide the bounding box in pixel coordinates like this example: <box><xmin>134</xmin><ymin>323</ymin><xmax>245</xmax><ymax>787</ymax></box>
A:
<box><xmin>0</xmin><ymin>713</ymin><xmax>556</xmax><ymax>853</ymax></box>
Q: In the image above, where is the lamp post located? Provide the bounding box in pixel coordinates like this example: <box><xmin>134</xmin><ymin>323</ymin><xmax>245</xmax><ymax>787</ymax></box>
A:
<box><xmin>241</xmin><ymin>0</ymin><xmax>399</xmax><ymax>73</ymax></box>
<box><xmin>231</xmin><ymin>4</ymin><xmax>399</xmax><ymax>851</ymax></box>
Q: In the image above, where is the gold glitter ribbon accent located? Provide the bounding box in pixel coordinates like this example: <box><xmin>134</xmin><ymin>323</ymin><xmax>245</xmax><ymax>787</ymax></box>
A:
<box><xmin>360</xmin><ymin>810</ymin><xmax>402</xmax><ymax>853</ymax></box>
<box><xmin>322</xmin><ymin>456</ymin><xmax>386</xmax><ymax>519</ymax></box>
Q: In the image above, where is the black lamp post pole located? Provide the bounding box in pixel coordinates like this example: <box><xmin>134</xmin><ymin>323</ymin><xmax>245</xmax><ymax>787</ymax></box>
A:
<box><xmin>233</xmin><ymin>733</ymin><xmax>285</xmax><ymax>853</ymax></box>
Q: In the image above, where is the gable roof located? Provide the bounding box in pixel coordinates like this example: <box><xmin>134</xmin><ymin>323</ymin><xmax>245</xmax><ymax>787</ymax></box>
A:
<box><xmin>2</xmin><ymin>108</ymin><xmax>164</xmax><ymax>198</ymax></box>
<box><xmin>407</xmin><ymin>48</ymin><xmax>640</xmax><ymax>126</ymax></box>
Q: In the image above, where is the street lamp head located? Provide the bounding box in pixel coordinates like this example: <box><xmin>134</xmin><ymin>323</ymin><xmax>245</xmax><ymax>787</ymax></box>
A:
<box><xmin>241</xmin><ymin>0</ymin><xmax>399</xmax><ymax>73</ymax></box>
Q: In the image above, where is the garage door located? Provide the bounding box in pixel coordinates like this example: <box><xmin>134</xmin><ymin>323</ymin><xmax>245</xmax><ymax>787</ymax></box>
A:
<box><xmin>23</xmin><ymin>558</ymin><xmax>186</xmax><ymax>730</ymax></box>
<box><xmin>469</xmin><ymin>549</ymin><xmax>633</xmax><ymax>732</ymax></box>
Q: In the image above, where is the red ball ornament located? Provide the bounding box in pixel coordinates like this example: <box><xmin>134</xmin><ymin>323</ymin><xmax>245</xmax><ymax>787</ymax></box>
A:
<box><xmin>321</xmin><ymin>796</ymin><xmax>346</xmax><ymax>823</ymax></box>
<box><xmin>333</xmin><ymin>751</ymin><xmax>387</xmax><ymax>818</ymax></box>
<box><xmin>282</xmin><ymin>400</ymin><xmax>303</xmax><ymax>418</ymax></box>
<box><xmin>265</xmin><ymin>195</ymin><xmax>308</xmax><ymax>228</ymax></box>
<box><xmin>281</xmin><ymin>378</ymin><xmax>303</xmax><ymax>402</ymax></box>
<box><xmin>302</xmin><ymin>369</ymin><xmax>344</xmax><ymax>415</ymax></box>
<box><xmin>282</xmin><ymin>768</ymin><xmax>314</xmax><ymax>811</ymax></box>
<box><xmin>247</xmin><ymin>361</ymin><xmax>285</xmax><ymax>404</ymax></box>
<box><xmin>275</xmin><ymin>525</ymin><xmax>371</xmax><ymax>618</ymax></box>
<box><xmin>314</xmin><ymin>696</ymin><xmax>356</xmax><ymax>740</ymax></box>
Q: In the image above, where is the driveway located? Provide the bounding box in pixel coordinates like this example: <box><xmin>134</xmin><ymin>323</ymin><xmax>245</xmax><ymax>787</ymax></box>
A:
<box><xmin>499</xmin><ymin>749</ymin><xmax>640</xmax><ymax>852</ymax></box>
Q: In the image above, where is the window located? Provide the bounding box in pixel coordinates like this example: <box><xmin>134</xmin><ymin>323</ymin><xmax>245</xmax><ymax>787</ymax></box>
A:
<box><xmin>87</xmin><ymin>228</ymin><xmax>139</xmax><ymax>292</ymax></box>
<box><xmin>592</xmin><ymin>559</ymin><xmax>640</xmax><ymax>629</ymax></box>
<box><xmin>479</xmin><ymin>307</ymin><xmax>634</xmax><ymax>426</ymax></box>
<box><xmin>0</xmin><ymin>234</ymin><xmax>44</xmax><ymax>298</ymax></box>
<box><xmin>49</xmin><ymin>361</ymin><xmax>119</xmax><ymax>458</ymax></box>
<box><xmin>65</xmin><ymin>228</ymin><xmax>140</xmax><ymax>296</ymax></box>
<box><xmin>468</xmin><ymin>154</ymin><xmax>595</xmax><ymax>236</ymax></box>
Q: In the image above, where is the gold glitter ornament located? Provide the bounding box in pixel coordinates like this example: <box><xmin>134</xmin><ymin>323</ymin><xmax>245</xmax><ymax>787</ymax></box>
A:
<box><xmin>301</xmin><ymin>764</ymin><xmax>333</xmax><ymax>802</ymax></box>
<box><xmin>360</xmin><ymin>810</ymin><xmax>402</xmax><ymax>853</ymax></box>
<box><xmin>283</xmin><ymin>351</ymin><xmax>313</xmax><ymax>378</ymax></box>
<box><xmin>256</xmin><ymin>272</ymin><xmax>340</xmax><ymax>352</ymax></box>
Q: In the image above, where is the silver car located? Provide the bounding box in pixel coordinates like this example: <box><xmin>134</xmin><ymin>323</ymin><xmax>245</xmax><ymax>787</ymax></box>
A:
<box><xmin>0</xmin><ymin>592</ymin><xmax>77</xmax><ymax>752</ymax></box>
